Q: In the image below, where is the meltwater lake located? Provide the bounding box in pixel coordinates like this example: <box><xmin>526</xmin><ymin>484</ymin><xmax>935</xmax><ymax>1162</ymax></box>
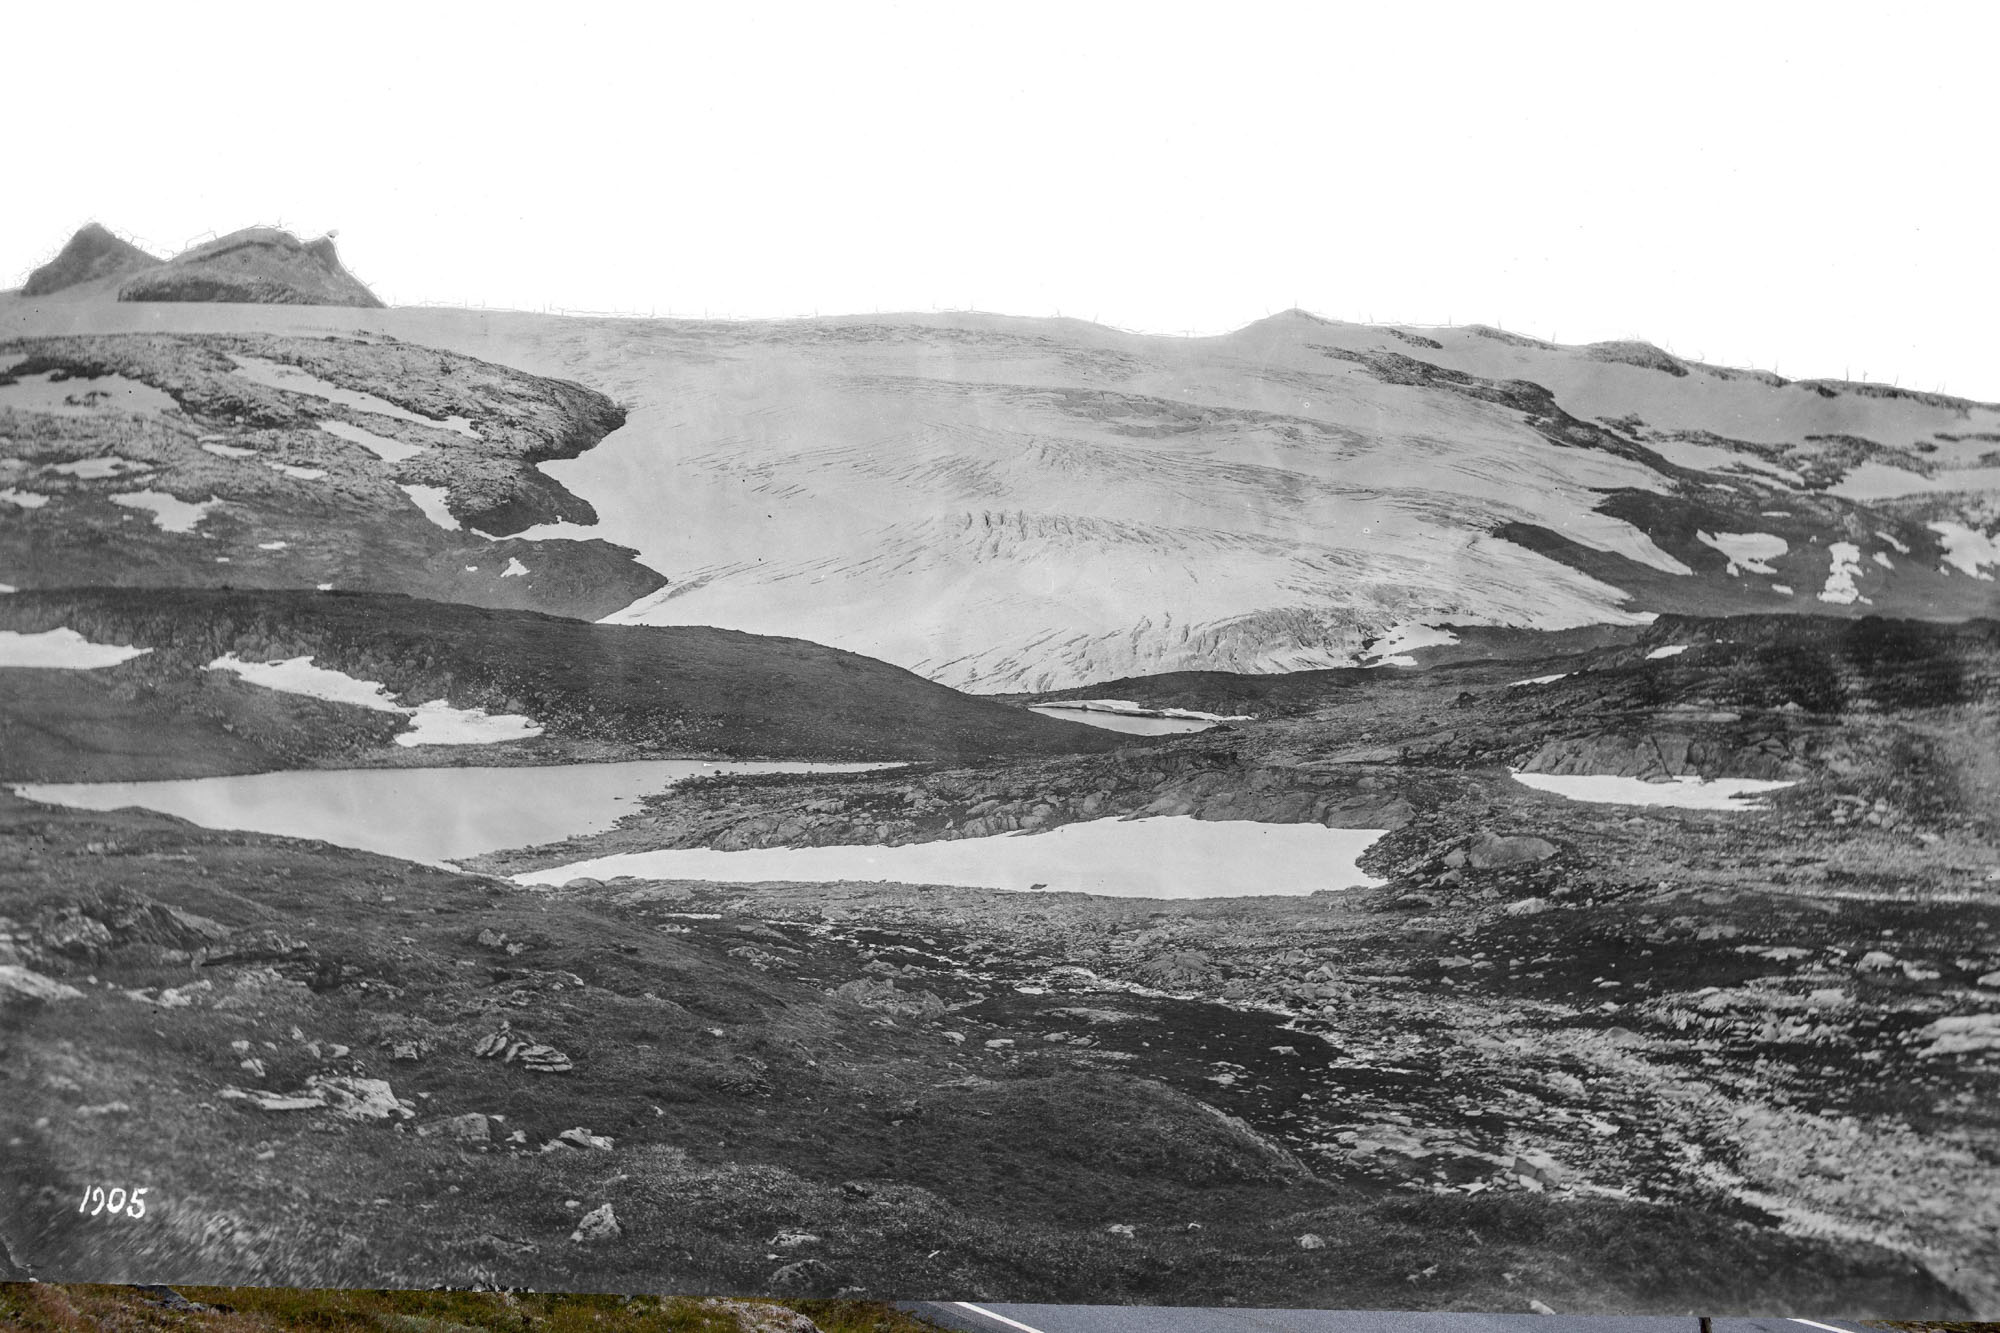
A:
<box><xmin>15</xmin><ymin>760</ymin><xmax>886</xmax><ymax>865</ymax></box>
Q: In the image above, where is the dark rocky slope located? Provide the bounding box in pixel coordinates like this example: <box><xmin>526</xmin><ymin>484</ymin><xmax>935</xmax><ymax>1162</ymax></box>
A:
<box><xmin>0</xmin><ymin>587</ymin><xmax>1132</xmax><ymax>780</ymax></box>
<box><xmin>19</xmin><ymin>224</ymin><xmax>161</xmax><ymax>297</ymax></box>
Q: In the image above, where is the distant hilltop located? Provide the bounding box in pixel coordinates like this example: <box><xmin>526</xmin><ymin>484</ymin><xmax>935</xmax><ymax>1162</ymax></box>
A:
<box><xmin>16</xmin><ymin>222</ymin><xmax>383</xmax><ymax>307</ymax></box>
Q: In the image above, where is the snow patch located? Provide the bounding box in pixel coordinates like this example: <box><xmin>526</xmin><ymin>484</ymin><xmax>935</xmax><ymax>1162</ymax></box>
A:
<box><xmin>257</xmin><ymin>541</ymin><xmax>290</xmax><ymax>551</ymax></box>
<box><xmin>1645</xmin><ymin>644</ymin><xmax>1690</xmax><ymax>660</ymax></box>
<box><xmin>1772</xmin><ymin>584</ymin><xmax>1794</xmax><ymax>595</ymax></box>
<box><xmin>0</xmin><ymin>371</ymin><xmax>179</xmax><ymax>416</ymax></box>
<box><xmin>320</xmin><ymin>419</ymin><xmax>424</xmax><ymax>463</ymax></box>
<box><xmin>50</xmin><ymin>456</ymin><xmax>152</xmax><ymax>480</ymax></box>
<box><xmin>1512</xmin><ymin>771</ymin><xmax>1795</xmax><ymax>811</ymax></box>
<box><xmin>267</xmin><ymin>462</ymin><xmax>327</xmax><ymax>481</ymax></box>
<box><xmin>1817</xmin><ymin>542</ymin><xmax>1870</xmax><ymax>604</ymax></box>
<box><xmin>1875</xmin><ymin>530</ymin><xmax>1911</xmax><ymax>555</ymax></box>
<box><xmin>202</xmin><ymin>442</ymin><xmax>258</xmax><ymax>460</ymax></box>
<box><xmin>0</xmin><ymin>628</ymin><xmax>152</xmax><ymax>669</ymax></box>
<box><xmin>207</xmin><ymin>654</ymin><xmax>403</xmax><ymax>711</ymax></box>
<box><xmin>501</xmin><ymin>557</ymin><xmax>528</xmax><ymax>578</ymax></box>
<box><xmin>400</xmin><ymin>484</ymin><xmax>460</xmax><ymax>531</ymax></box>
<box><xmin>1871</xmin><ymin>551</ymin><xmax>1892</xmax><ymax>570</ymax></box>
<box><xmin>208</xmin><ymin>653</ymin><xmax>544</xmax><ymax>746</ymax></box>
<box><xmin>1697</xmin><ymin>530</ymin><xmax>1786</xmax><ymax>576</ymax></box>
<box><xmin>0</xmin><ymin>489</ymin><xmax>50</xmax><ymax>509</ymax></box>
<box><xmin>1509</xmin><ymin>673</ymin><xmax>1568</xmax><ymax>687</ymax></box>
<box><xmin>110</xmin><ymin>490</ymin><xmax>220</xmax><ymax>533</ymax></box>
<box><xmin>1928</xmin><ymin>522</ymin><xmax>2000</xmax><ymax>580</ymax></box>
<box><xmin>229</xmin><ymin>355</ymin><xmax>479</xmax><ymax>439</ymax></box>
<box><xmin>394</xmin><ymin>700</ymin><xmax>544</xmax><ymax>747</ymax></box>
<box><xmin>1362</xmin><ymin>623</ymin><xmax>1459</xmax><ymax>667</ymax></box>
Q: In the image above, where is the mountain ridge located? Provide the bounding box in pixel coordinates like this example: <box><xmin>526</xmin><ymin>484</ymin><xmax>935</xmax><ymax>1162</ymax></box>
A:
<box><xmin>13</xmin><ymin>224</ymin><xmax>383</xmax><ymax>307</ymax></box>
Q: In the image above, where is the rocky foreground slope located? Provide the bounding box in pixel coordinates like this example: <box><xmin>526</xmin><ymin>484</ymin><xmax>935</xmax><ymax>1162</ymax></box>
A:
<box><xmin>2</xmin><ymin>613</ymin><xmax>1993</xmax><ymax>1312</ymax></box>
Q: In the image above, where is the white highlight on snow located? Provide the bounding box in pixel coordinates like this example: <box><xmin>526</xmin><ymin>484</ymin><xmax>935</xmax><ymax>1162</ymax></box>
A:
<box><xmin>1928</xmin><ymin>521</ymin><xmax>2000</xmax><ymax>580</ymax></box>
<box><xmin>229</xmin><ymin>355</ymin><xmax>479</xmax><ymax>439</ymax></box>
<box><xmin>50</xmin><ymin>456</ymin><xmax>152</xmax><ymax>480</ymax></box>
<box><xmin>207</xmin><ymin>653</ymin><xmax>545</xmax><ymax>746</ymax></box>
<box><xmin>1697</xmin><ymin>530</ymin><xmax>1787</xmax><ymax>576</ymax></box>
<box><xmin>1818</xmin><ymin>541</ymin><xmax>1869</xmax><ymax>604</ymax></box>
<box><xmin>1645</xmin><ymin>644</ymin><xmax>1690</xmax><ymax>660</ymax></box>
<box><xmin>501</xmin><ymin>557</ymin><xmax>528</xmax><ymax>578</ymax></box>
<box><xmin>0</xmin><ymin>628</ymin><xmax>152</xmax><ymax>669</ymax></box>
<box><xmin>0</xmin><ymin>489</ymin><xmax>50</xmax><ymax>509</ymax></box>
<box><xmin>399</xmin><ymin>484</ymin><xmax>460</xmax><ymax>531</ymax></box>
<box><xmin>202</xmin><ymin>442</ymin><xmax>258</xmax><ymax>459</ymax></box>
<box><xmin>1511</xmin><ymin>771</ymin><xmax>1796</xmax><ymax>811</ymax></box>
<box><xmin>320</xmin><ymin>419</ymin><xmax>425</xmax><ymax>463</ymax></box>
<box><xmin>1509</xmin><ymin>673</ymin><xmax>1568</xmax><ymax>687</ymax></box>
<box><xmin>514</xmin><ymin>815</ymin><xmax>1389</xmax><ymax>899</ymax></box>
<box><xmin>110</xmin><ymin>490</ymin><xmax>220</xmax><ymax>533</ymax></box>
<box><xmin>1363</xmin><ymin>623</ymin><xmax>1459</xmax><ymax>667</ymax></box>
<box><xmin>395</xmin><ymin>700</ymin><xmax>543</xmax><ymax>747</ymax></box>
<box><xmin>208</xmin><ymin>654</ymin><xmax>403</xmax><ymax>711</ymax></box>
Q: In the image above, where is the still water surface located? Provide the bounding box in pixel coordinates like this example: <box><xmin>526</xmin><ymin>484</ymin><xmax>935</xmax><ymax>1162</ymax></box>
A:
<box><xmin>16</xmin><ymin>760</ymin><xmax>886</xmax><ymax>864</ymax></box>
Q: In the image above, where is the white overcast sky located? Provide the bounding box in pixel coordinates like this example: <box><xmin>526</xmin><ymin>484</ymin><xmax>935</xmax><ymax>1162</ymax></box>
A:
<box><xmin>7</xmin><ymin>1</ymin><xmax>1995</xmax><ymax>396</ymax></box>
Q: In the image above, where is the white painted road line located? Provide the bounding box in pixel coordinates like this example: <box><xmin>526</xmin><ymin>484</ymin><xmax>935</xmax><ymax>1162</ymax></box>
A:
<box><xmin>1788</xmin><ymin>1321</ymin><xmax>1864</xmax><ymax>1333</ymax></box>
<box><xmin>953</xmin><ymin>1302</ymin><xmax>1056</xmax><ymax>1333</ymax></box>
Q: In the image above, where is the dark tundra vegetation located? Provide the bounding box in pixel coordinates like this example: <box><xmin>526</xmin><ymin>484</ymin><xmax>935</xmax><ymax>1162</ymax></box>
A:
<box><xmin>1</xmin><ymin>250</ymin><xmax>1997</xmax><ymax>1316</ymax></box>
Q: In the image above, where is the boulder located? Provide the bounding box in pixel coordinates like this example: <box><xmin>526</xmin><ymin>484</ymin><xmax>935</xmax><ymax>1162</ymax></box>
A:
<box><xmin>569</xmin><ymin>1203</ymin><xmax>621</xmax><ymax>1243</ymax></box>
<box><xmin>221</xmin><ymin>1087</ymin><xmax>327</xmax><ymax>1112</ymax></box>
<box><xmin>765</xmin><ymin>1258</ymin><xmax>836</xmax><ymax>1294</ymax></box>
<box><xmin>418</xmin><ymin>1113</ymin><xmax>492</xmax><ymax>1142</ymax></box>
<box><xmin>307</xmin><ymin>1076</ymin><xmax>415</xmax><ymax>1121</ymax></box>
<box><xmin>0</xmin><ymin>965</ymin><xmax>83</xmax><ymax>1003</ymax></box>
<box><xmin>1462</xmin><ymin>832</ymin><xmax>1559</xmax><ymax>869</ymax></box>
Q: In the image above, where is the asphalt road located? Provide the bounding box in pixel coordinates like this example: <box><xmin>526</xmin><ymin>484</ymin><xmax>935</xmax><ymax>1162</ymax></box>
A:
<box><xmin>904</xmin><ymin>1304</ymin><xmax>1883</xmax><ymax>1333</ymax></box>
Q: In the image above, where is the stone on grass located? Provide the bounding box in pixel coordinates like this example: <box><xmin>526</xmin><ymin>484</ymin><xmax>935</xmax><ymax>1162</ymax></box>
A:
<box><xmin>0</xmin><ymin>965</ymin><xmax>84</xmax><ymax>1003</ymax></box>
<box><xmin>418</xmin><ymin>1112</ymin><xmax>491</xmax><ymax>1142</ymax></box>
<box><xmin>569</xmin><ymin>1202</ymin><xmax>620</xmax><ymax>1243</ymax></box>
<box><xmin>308</xmin><ymin>1075</ymin><xmax>415</xmax><ymax>1120</ymax></box>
